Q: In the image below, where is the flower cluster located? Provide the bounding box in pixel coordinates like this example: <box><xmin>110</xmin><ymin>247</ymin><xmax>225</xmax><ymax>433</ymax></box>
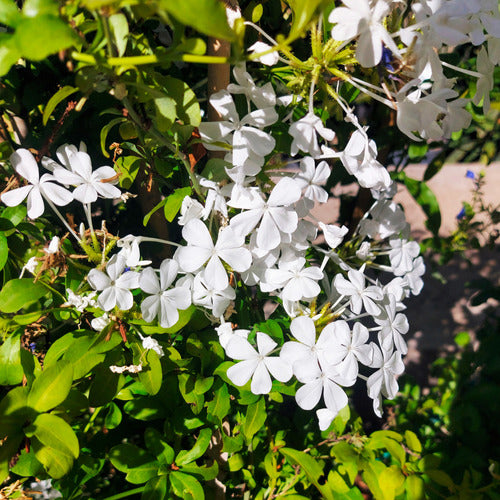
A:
<box><xmin>3</xmin><ymin>0</ymin><xmax>499</xmax><ymax>429</ymax></box>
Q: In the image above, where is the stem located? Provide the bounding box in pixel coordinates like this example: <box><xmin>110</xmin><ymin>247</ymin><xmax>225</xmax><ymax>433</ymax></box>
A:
<box><xmin>441</xmin><ymin>60</ymin><xmax>482</xmax><ymax>79</ymax></box>
<box><xmin>101</xmin><ymin>487</ymin><xmax>145</xmax><ymax>500</ymax></box>
<box><xmin>84</xmin><ymin>203</ymin><xmax>100</xmax><ymax>252</ymax></box>
<box><xmin>43</xmin><ymin>196</ymin><xmax>81</xmax><ymax>242</ymax></box>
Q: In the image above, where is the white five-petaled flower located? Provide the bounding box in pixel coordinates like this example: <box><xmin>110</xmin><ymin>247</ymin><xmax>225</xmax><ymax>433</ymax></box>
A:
<box><xmin>226</xmin><ymin>331</ymin><xmax>292</xmax><ymax>394</ymax></box>
<box><xmin>329</xmin><ymin>0</ymin><xmax>400</xmax><ymax>68</ymax></box>
<box><xmin>295</xmin><ymin>157</ymin><xmax>331</xmax><ymax>205</ymax></box>
<box><xmin>138</xmin><ymin>332</ymin><xmax>165</xmax><ymax>357</ymax></box>
<box><xmin>87</xmin><ymin>254</ymin><xmax>140</xmax><ymax>311</ymax></box>
<box><xmin>50</xmin><ymin>150</ymin><xmax>121</xmax><ymax>203</ymax></box>
<box><xmin>334</xmin><ymin>267</ymin><xmax>383</xmax><ymax>315</ymax></box>
<box><xmin>199</xmin><ymin>90</ymin><xmax>277</xmax><ymax>169</ymax></box>
<box><xmin>229</xmin><ymin>177</ymin><xmax>302</xmax><ymax>250</ymax></box>
<box><xmin>139</xmin><ymin>259</ymin><xmax>191</xmax><ymax>328</ymax></box>
<box><xmin>289</xmin><ymin>112</ymin><xmax>335</xmax><ymax>157</ymax></box>
<box><xmin>1</xmin><ymin>149</ymin><xmax>73</xmax><ymax>219</ymax></box>
<box><xmin>263</xmin><ymin>257</ymin><xmax>323</xmax><ymax>302</ymax></box>
<box><xmin>192</xmin><ymin>271</ymin><xmax>236</xmax><ymax>317</ymax></box>
<box><xmin>176</xmin><ymin>218</ymin><xmax>252</xmax><ymax>290</ymax></box>
<box><xmin>367</xmin><ymin>347</ymin><xmax>405</xmax><ymax>417</ymax></box>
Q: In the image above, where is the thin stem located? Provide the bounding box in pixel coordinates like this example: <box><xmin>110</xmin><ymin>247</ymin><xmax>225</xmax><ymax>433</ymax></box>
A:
<box><xmin>347</xmin><ymin>78</ymin><xmax>397</xmax><ymax>109</ymax></box>
<box><xmin>101</xmin><ymin>487</ymin><xmax>145</xmax><ymax>500</ymax></box>
<box><xmin>84</xmin><ymin>203</ymin><xmax>100</xmax><ymax>252</ymax></box>
<box><xmin>43</xmin><ymin>196</ymin><xmax>81</xmax><ymax>242</ymax></box>
<box><xmin>442</xmin><ymin>60</ymin><xmax>482</xmax><ymax>79</ymax></box>
<box><xmin>350</xmin><ymin>76</ymin><xmax>396</xmax><ymax>97</ymax></box>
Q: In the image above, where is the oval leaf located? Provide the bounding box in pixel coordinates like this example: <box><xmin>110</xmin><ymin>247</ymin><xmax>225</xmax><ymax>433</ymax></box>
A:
<box><xmin>0</xmin><ymin>278</ymin><xmax>49</xmax><ymax>313</ymax></box>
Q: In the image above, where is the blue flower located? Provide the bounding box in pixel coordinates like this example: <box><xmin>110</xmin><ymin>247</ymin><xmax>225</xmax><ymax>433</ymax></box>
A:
<box><xmin>466</xmin><ymin>170</ymin><xmax>475</xmax><ymax>179</ymax></box>
<box><xmin>456</xmin><ymin>207</ymin><xmax>466</xmax><ymax>220</ymax></box>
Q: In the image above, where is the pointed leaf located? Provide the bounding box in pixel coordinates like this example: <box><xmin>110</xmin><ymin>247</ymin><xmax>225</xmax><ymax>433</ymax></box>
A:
<box><xmin>242</xmin><ymin>397</ymin><xmax>266</xmax><ymax>442</ymax></box>
<box><xmin>142</xmin><ymin>474</ymin><xmax>168</xmax><ymax>500</ymax></box>
<box><xmin>175</xmin><ymin>428</ymin><xmax>212</xmax><ymax>466</ymax></box>
<box><xmin>43</xmin><ymin>85</ymin><xmax>78</xmax><ymax>125</ymax></box>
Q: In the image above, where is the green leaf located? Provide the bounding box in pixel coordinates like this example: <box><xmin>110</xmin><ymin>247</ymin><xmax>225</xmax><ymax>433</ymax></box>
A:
<box><xmin>170</xmin><ymin>471</ymin><xmax>204</xmax><ymax>500</ymax></box>
<box><xmin>175</xmin><ymin>428</ymin><xmax>212</xmax><ymax>466</ymax></box>
<box><xmin>104</xmin><ymin>402</ymin><xmax>122</xmax><ymax>430</ymax></box>
<box><xmin>26</xmin><ymin>413</ymin><xmax>79</xmax><ymax>478</ymax></box>
<box><xmin>180</xmin><ymin>461</ymin><xmax>218</xmax><ymax>481</ymax></box>
<box><xmin>143</xmin><ymin>198</ymin><xmax>167</xmax><ymax>226</ymax></box>
<box><xmin>100</xmin><ymin>117</ymin><xmax>126</xmax><ymax>157</ymax></box>
<box><xmin>423</xmin><ymin>152</ymin><xmax>445</xmax><ymax>182</ymax></box>
<box><xmin>2</xmin><ymin>205</ymin><xmax>26</xmax><ymax>226</ymax></box>
<box><xmin>15</xmin><ymin>15</ymin><xmax>76</xmax><ymax>61</ymax></box>
<box><xmin>0</xmin><ymin>278</ymin><xmax>49</xmax><ymax>313</ymax></box>
<box><xmin>0</xmin><ymin>432</ymin><xmax>23</xmax><ymax>484</ymax></box>
<box><xmin>126</xmin><ymin>462</ymin><xmax>160</xmax><ymax>484</ymax></box>
<box><xmin>286</xmin><ymin>0</ymin><xmax>325</xmax><ymax>42</ymax></box>
<box><xmin>399</xmin><ymin>172</ymin><xmax>441</xmax><ymax>234</ymax></box>
<box><xmin>0</xmin><ymin>331</ymin><xmax>24</xmax><ymax>385</ymax></box>
<box><xmin>0</xmin><ymin>232</ymin><xmax>8</xmax><ymax>271</ymax></box>
<box><xmin>0</xmin><ymin>33</ymin><xmax>21</xmax><ymax>76</ymax></box>
<box><xmin>109</xmin><ymin>444</ymin><xmax>155</xmax><ymax>473</ymax></box>
<box><xmin>281</xmin><ymin>448</ymin><xmax>334</xmax><ymax>500</ymax></box>
<box><xmin>144</xmin><ymin>428</ymin><xmax>174</xmax><ymax>465</ymax></box>
<box><xmin>162</xmin><ymin>76</ymin><xmax>201</xmax><ymax>127</ymax></box>
<box><xmin>109</xmin><ymin>13</ymin><xmax>129</xmax><ymax>56</ymax></box>
<box><xmin>43</xmin><ymin>85</ymin><xmax>78</xmax><ymax>125</ymax></box>
<box><xmin>379</xmin><ymin>466</ymin><xmax>405</xmax><ymax>499</ymax></box>
<box><xmin>164</xmin><ymin>187</ymin><xmax>192</xmax><ymax>222</ymax></box>
<box><xmin>0</xmin><ymin>386</ymin><xmax>31</xmax><ymax>439</ymax></box>
<box><xmin>10</xmin><ymin>449</ymin><xmax>45</xmax><ymax>477</ymax></box>
<box><xmin>404</xmin><ymin>430</ymin><xmax>422</xmax><ymax>454</ymax></box>
<box><xmin>137</xmin><ymin>349</ymin><xmax>163</xmax><ymax>396</ymax></box>
<box><xmin>27</xmin><ymin>361</ymin><xmax>74</xmax><ymax>412</ymax></box>
<box><xmin>426</xmin><ymin>469</ymin><xmax>455</xmax><ymax>489</ymax></box>
<box><xmin>115</xmin><ymin>155</ymin><xmax>141</xmax><ymax>189</ymax></box>
<box><xmin>242</xmin><ymin>397</ymin><xmax>266</xmax><ymax>442</ymax></box>
<box><xmin>159</xmin><ymin>0</ymin><xmax>235</xmax><ymax>41</ymax></box>
<box><xmin>408</xmin><ymin>143</ymin><xmax>428</xmax><ymax>160</ymax></box>
<box><xmin>0</xmin><ymin>0</ymin><xmax>21</xmax><ymax>27</ymax></box>
<box><xmin>153</xmin><ymin>96</ymin><xmax>176</xmax><ymax>131</ymax></box>
<box><xmin>206</xmin><ymin>382</ymin><xmax>230</xmax><ymax>424</ymax></box>
<box><xmin>405</xmin><ymin>475</ymin><xmax>425</xmax><ymax>499</ymax></box>
<box><xmin>142</xmin><ymin>475</ymin><xmax>168</xmax><ymax>500</ymax></box>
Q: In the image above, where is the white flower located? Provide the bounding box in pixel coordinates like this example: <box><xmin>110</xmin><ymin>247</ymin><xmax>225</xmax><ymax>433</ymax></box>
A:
<box><xmin>289</xmin><ymin>113</ymin><xmax>335</xmax><ymax>157</ymax></box>
<box><xmin>340</xmin><ymin>130</ymin><xmax>391</xmax><ymax>190</ymax></box>
<box><xmin>294</xmin><ymin>356</ymin><xmax>351</xmax><ymax>414</ymax></box>
<box><xmin>295</xmin><ymin>157</ymin><xmax>331</xmax><ymax>205</ymax></box>
<box><xmin>1</xmin><ymin>149</ymin><xmax>73</xmax><ymax>219</ymax></box>
<box><xmin>64</xmin><ymin>289</ymin><xmax>97</xmax><ymax>312</ymax></box>
<box><xmin>116</xmin><ymin>235</ymin><xmax>152</xmax><ymax>268</ymax></box>
<box><xmin>139</xmin><ymin>260</ymin><xmax>191</xmax><ymax>328</ymax></box>
<box><xmin>176</xmin><ymin>219</ymin><xmax>252</xmax><ymax>290</ymax></box>
<box><xmin>91</xmin><ymin>312</ymin><xmax>110</xmax><ymax>331</ymax></box>
<box><xmin>374</xmin><ymin>296</ymin><xmax>409</xmax><ymax>354</ymax></box>
<box><xmin>178</xmin><ymin>196</ymin><xmax>204</xmax><ymax>225</ymax></box>
<box><xmin>323</xmin><ymin>322</ymin><xmax>375</xmax><ymax>380</ymax></box>
<box><xmin>19</xmin><ymin>256</ymin><xmax>38</xmax><ymax>278</ymax></box>
<box><xmin>281</xmin><ymin>316</ymin><xmax>336</xmax><ymax>376</ymax></box>
<box><xmin>318</xmin><ymin>222</ymin><xmax>348</xmax><ymax>249</ymax></box>
<box><xmin>329</xmin><ymin>0</ymin><xmax>400</xmax><ymax>67</ymax></box>
<box><xmin>199</xmin><ymin>90</ymin><xmax>277</xmax><ymax>169</ymax></box>
<box><xmin>472</xmin><ymin>46</ymin><xmax>494</xmax><ymax>113</ymax></box>
<box><xmin>403</xmin><ymin>255</ymin><xmax>425</xmax><ymax>295</ymax></box>
<box><xmin>367</xmin><ymin>347</ymin><xmax>405</xmax><ymax>417</ymax></box>
<box><xmin>215</xmin><ymin>322</ymin><xmax>250</xmax><ymax>350</ymax></box>
<box><xmin>192</xmin><ymin>271</ymin><xmax>235</xmax><ymax>317</ymax></box>
<box><xmin>87</xmin><ymin>254</ymin><xmax>140</xmax><ymax>311</ymax></box>
<box><xmin>51</xmin><ymin>150</ymin><xmax>121</xmax><ymax>203</ymax></box>
<box><xmin>110</xmin><ymin>363</ymin><xmax>142</xmax><ymax>374</ymax></box>
<box><xmin>227</xmin><ymin>64</ymin><xmax>276</xmax><ymax>108</ymax></box>
<box><xmin>264</xmin><ymin>257</ymin><xmax>323</xmax><ymax>302</ymax></box>
<box><xmin>226</xmin><ymin>332</ymin><xmax>292</xmax><ymax>394</ymax></box>
<box><xmin>44</xmin><ymin>236</ymin><xmax>60</xmax><ymax>254</ymax></box>
<box><xmin>334</xmin><ymin>267</ymin><xmax>383</xmax><ymax>315</ymax></box>
<box><xmin>229</xmin><ymin>177</ymin><xmax>302</xmax><ymax>250</ymax></box>
<box><xmin>389</xmin><ymin>238</ymin><xmax>420</xmax><ymax>275</ymax></box>
<box><xmin>138</xmin><ymin>333</ymin><xmax>165</xmax><ymax>357</ymax></box>
<box><xmin>248</xmin><ymin>41</ymin><xmax>279</xmax><ymax>66</ymax></box>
